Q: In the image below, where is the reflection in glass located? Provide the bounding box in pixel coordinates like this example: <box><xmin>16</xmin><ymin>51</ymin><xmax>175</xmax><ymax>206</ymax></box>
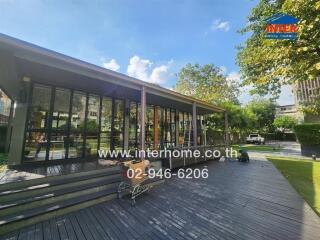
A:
<box><xmin>165</xmin><ymin>108</ymin><xmax>171</xmax><ymax>147</ymax></box>
<box><xmin>86</xmin><ymin>94</ymin><xmax>100</xmax><ymax>156</ymax></box>
<box><xmin>129</xmin><ymin>102</ymin><xmax>137</xmax><ymax>149</ymax></box>
<box><xmin>87</xmin><ymin>94</ymin><xmax>100</xmax><ymax>133</ymax></box>
<box><xmin>158</xmin><ymin>107</ymin><xmax>165</xmax><ymax>149</ymax></box>
<box><xmin>154</xmin><ymin>106</ymin><xmax>161</xmax><ymax>149</ymax></box>
<box><xmin>71</xmin><ymin>91</ymin><xmax>87</xmax><ymax>131</ymax></box>
<box><xmin>49</xmin><ymin>132</ymin><xmax>68</xmax><ymax>160</ymax></box>
<box><xmin>184</xmin><ymin>113</ymin><xmax>192</xmax><ymax>146</ymax></box>
<box><xmin>100</xmin><ymin>132</ymin><xmax>111</xmax><ymax>152</ymax></box>
<box><xmin>86</xmin><ymin>134</ymin><xmax>99</xmax><ymax>156</ymax></box>
<box><xmin>113</xmin><ymin>99</ymin><xmax>124</xmax><ymax>150</ymax></box>
<box><xmin>52</xmin><ymin>88</ymin><xmax>71</xmax><ymax>130</ymax></box>
<box><xmin>178</xmin><ymin>112</ymin><xmax>184</xmax><ymax>146</ymax></box>
<box><xmin>24</xmin><ymin>131</ymin><xmax>48</xmax><ymax>161</ymax></box>
<box><xmin>100</xmin><ymin>97</ymin><xmax>112</xmax><ymax>151</ymax></box>
<box><xmin>68</xmin><ymin>133</ymin><xmax>84</xmax><ymax>158</ymax></box>
<box><xmin>171</xmin><ymin>110</ymin><xmax>176</xmax><ymax>147</ymax></box>
<box><xmin>146</xmin><ymin>105</ymin><xmax>154</xmax><ymax>149</ymax></box>
<box><xmin>28</xmin><ymin>84</ymin><xmax>52</xmax><ymax>130</ymax></box>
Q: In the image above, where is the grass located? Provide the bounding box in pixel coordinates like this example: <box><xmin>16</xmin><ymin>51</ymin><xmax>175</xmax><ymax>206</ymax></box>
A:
<box><xmin>232</xmin><ymin>144</ymin><xmax>282</xmax><ymax>152</ymax></box>
<box><xmin>0</xmin><ymin>152</ymin><xmax>8</xmax><ymax>172</ymax></box>
<box><xmin>267</xmin><ymin>156</ymin><xmax>320</xmax><ymax>216</ymax></box>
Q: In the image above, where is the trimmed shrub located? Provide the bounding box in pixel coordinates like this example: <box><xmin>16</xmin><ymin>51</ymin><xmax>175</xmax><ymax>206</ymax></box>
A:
<box><xmin>294</xmin><ymin>124</ymin><xmax>320</xmax><ymax>145</ymax></box>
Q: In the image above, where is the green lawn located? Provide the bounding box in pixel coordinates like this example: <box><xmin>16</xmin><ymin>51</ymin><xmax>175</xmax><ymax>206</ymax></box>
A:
<box><xmin>232</xmin><ymin>144</ymin><xmax>282</xmax><ymax>152</ymax></box>
<box><xmin>267</xmin><ymin>156</ymin><xmax>320</xmax><ymax>216</ymax></box>
<box><xmin>0</xmin><ymin>152</ymin><xmax>8</xmax><ymax>172</ymax></box>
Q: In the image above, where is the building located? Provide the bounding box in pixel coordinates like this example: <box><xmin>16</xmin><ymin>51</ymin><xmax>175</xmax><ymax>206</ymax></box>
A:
<box><xmin>294</xmin><ymin>77</ymin><xmax>320</xmax><ymax>104</ymax></box>
<box><xmin>0</xmin><ymin>34</ymin><xmax>226</xmax><ymax>166</ymax></box>
<box><xmin>293</xmin><ymin>77</ymin><xmax>320</xmax><ymax>122</ymax></box>
<box><xmin>275</xmin><ymin>104</ymin><xmax>303</xmax><ymax>123</ymax></box>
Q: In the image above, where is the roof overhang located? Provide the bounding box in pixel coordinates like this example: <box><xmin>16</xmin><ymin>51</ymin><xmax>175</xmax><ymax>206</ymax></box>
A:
<box><xmin>0</xmin><ymin>33</ymin><xmax>225</xmax><ymax>114</ymax></box>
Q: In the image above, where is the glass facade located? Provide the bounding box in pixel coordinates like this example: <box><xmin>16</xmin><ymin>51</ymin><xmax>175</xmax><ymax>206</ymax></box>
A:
<box><xmin>100</xmin><ymin>97</ymin><xmax>112</xmax><ymax>152</ymax></box>
<box><xmin>24</xmin><ymin>84</ymin><xmax>124</xmax><ymax>162</ymax></box>
<box><xmin>23</xmin><ymin>83</ymin><xmax>206</xmax><ymax>162</ymax></box>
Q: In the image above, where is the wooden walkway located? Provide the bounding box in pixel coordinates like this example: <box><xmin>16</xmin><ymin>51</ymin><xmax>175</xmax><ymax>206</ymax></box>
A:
<box><xmin>1</xmin><ymin>158</ymin><xmax>320</xmax><ymax>240</ymax></box>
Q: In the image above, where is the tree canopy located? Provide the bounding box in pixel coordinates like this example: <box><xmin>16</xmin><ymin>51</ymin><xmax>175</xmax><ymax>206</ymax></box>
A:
<box><xmin>246</xmin><ymin>98</ymin><xmax>276</xmax><ymax>131</ymax></box>
<box><xmin>273</xmin><ymin>115</ymin><xmax>297</xmax><ymax>132</ymax></box>
<box><xmin>175</xmin><ymin>63</ymin><xmax>239</xmax><ymax>104</ymax></box>
<box><xmin>237</xmin><ymin>0</ymin><xmax>320</xmax><ymax>97</ymax></box>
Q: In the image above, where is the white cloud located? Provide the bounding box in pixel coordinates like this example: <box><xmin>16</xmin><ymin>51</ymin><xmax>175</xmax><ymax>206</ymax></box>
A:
<box><xmin>127</xmin><ymin>56</ymin><xmax>152</xmax><ymax>81</ymax></box>
<box><xmin>150</xmin><ymin>65</ymin><xmax>169</xmax><ymax>84</ymax></box>
<box><xmin>219</xmin><ymin>66</ymin><xmax>227</xmax><ymax>74</ymax></box>
<box><xmin>127</xmin><ymin>55</ymin><xmax>172</xmax><ymax>84</ymax></box>
<box><xmin>102</xmin><ymin>59</ymin><xmax>120</xmax><ymax>71</ymax></box>
<box><xmin>226</xmin><ymin>71</ymin><xmax>241</xmax><ymax>84</ymax></box>
<box><xmin>211</xmin><ymin>19</ymin><xmax>230</xmax><ymax>32</ymax></box>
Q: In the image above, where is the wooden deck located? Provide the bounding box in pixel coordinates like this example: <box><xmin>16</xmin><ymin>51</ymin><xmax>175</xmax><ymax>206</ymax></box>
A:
<box><xmin>1</xmin><ymin>158</ymin><xmax>320</xmax><ymax>240</ymax></box>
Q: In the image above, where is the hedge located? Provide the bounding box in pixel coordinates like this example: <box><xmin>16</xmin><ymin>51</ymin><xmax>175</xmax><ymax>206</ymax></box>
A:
<box><xmin>294</xmin><ymin>123</ymin><xmax>320</xmax><ymax>146</ymax></box>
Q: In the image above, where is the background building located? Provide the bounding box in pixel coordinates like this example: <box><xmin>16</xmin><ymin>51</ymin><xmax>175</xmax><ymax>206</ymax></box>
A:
<box><xmin>275</xmin><ymin>104</ymin><xmax>304</xmax><ymax>123</ymax></box>
<box><xmin>292</xmin><ymin>77</ymin><xmax>320</xmax><ymax>123</ymax></box>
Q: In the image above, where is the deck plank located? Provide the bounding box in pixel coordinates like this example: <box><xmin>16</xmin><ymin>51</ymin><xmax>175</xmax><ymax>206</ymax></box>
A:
<box><xmin>2</xmin><ymin>159</ymin><xmax>320</xmax><ymax>240</ymax></box>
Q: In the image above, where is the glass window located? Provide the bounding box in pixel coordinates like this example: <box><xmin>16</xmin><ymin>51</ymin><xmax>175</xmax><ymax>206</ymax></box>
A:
<box><xmin>84</xmin><ymin>95</ymin><xmax>100</xmax><ymax>157</ymax></box>
<box><xmin>52</xmin><ymin>88</ymin><xmax>71</xmax><ymax>130</ymax></box>
<box><xmin>68</xmin><ymin>133</ymin><xmax>84</xmax><ymax>158</ymax></box>
<box><xmin>86</xmin><ymin>134</ymin><xmax>99</xmax><ymax>156</ymax></box>
<box><xmin>87</xmin><ymin>94</ymin><xmax>100</xmax><ymax>133</ymax></box>
<box><xmin>146</xmin><ymin>105</ymin><xmax>154</xmax><ymax>149</ymax></box>
<box><xmin>159</xmin><ymin>107</ymin><xmax>165</xmax><ymax>149</ymax></box>
<box><xmin>28</xmin><ymin>84</ymin><xmax>52</xmax><ymax>130</ymax></box>
<box><xmin>137</xmin><ymin>104</ymin><xmax>141</xmax><ymax>149</ymax></box>
<box><xmin>129</xmin><ymin>102</ymin><xmax>137</xmax><ymax>149</ymax></box>
<box><xmin>184</xmin><ymin>113</ymin><xmax>193</xmax><ymax>146</ymax></box>
<box><xmin>24</xmin><ymin>131</ymin><xmax>48</xmax><ymax>161</ymax></box>
<box><xmin>113</xmin><ymin>99</ymin><xmax>124</xmax><ymax>150</ymax></box>
<box><xmin>154</xmin><ymin>106</ymin><xmax>161</xmax><ymax>150</ymax></box>
<box><xmin>100</xmin><ymin>97</ymin><xmax>112</xmax><ymax>151</ymax></box>
<box><xmin>49</xmin><ymin>132</ymin><xmax>68</xmax><ymax>160</ymax></box>
<box><xmin>171</xmin><ymin>110</ymin><xmax>176</xmax><ymax>147</ymax></box>
<box><xmin>165</xmin><ymin>108</ymin><xmax>171</xmax><ymax>147</ymax></box>
<box><xmin>71</xmin><ymin>91</ymin><xmax>87</xmax><ymax>131</ymax></box>
<box><xmin>178</xmin><ymin>112</ymin><xmax>184</xmax><ymax>146</ymax></box>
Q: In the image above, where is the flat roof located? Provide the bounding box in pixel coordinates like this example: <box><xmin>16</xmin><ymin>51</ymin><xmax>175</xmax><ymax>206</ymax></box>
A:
<box><xmin>0</xmin><ymin>33</ymin><xmax>224</xmax><ymax>113</ymax></box>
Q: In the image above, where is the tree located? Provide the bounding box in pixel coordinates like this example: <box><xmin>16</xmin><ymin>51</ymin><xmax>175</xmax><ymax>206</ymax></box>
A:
<box><xmin>301</xmin><ymin>95</ymin><xmax>320</xmax><ymax>115</ymax></box>
<box><xmin>175</xmin><ymin>63</ymin><xmax>239</xmax><ymax>104</ymax></box>
<box><xmin>207</xmin><ymin>101</ymin><xmax>258</xmax><ymax>133</ymax></box>
<box><xmin>245</xmin><ymin>98</ymin><xmax>276</xmax><ymax>131</ymax></box>
<box><xmin>273</xmin><ymin>115</ymin><xmax>297</xmax><ymax>132</ymax></box>
<box><xmin>237</xmin><ymin>0</ymin><xmax>320</xmax><ymax>97</ymax></box>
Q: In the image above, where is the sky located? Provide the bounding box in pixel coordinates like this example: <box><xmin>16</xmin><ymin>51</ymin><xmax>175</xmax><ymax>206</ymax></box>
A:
<box><xmin>0</xmin><ymin>0</ymin><xmax>294</xmax><ymax>105</ymax></box>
